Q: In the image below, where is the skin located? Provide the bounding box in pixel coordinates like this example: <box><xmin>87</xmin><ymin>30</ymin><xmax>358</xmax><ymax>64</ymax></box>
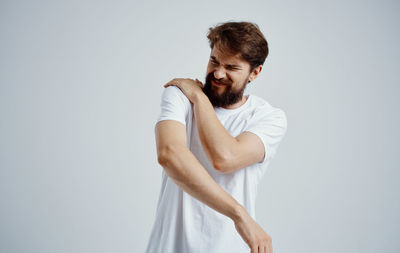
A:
<box><xmin>157</xmin><ymin>46</ymin><xmax>273</xmax><ymax>253</ymax></box>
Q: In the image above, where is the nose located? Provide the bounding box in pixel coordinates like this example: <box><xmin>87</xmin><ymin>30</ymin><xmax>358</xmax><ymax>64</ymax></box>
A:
<box><xmin>213</xmin><ymin>66</ymin><xmax>226</xmax><ymax>80</ymax></box>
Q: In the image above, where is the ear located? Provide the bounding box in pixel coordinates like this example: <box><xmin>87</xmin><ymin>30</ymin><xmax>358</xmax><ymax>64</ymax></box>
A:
<box><xmin>249</xmin><ymin>65</ymin><xmax>263</xmax><ymax>82</ymax></box>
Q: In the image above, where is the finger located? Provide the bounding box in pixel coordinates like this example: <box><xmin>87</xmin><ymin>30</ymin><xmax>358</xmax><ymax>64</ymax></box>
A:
<box><xmin>195</xmin><ymin>79</ymin><xmax>203</xmax><ymax>87</ymax></box>
<box><xmin>251</xmin><ymin>244</ymin><xmax>259</xmax><ymax>253</ymax></box>
<box><xmin>259</xmin><ymin>245</ymin><xmax>265</xmax><ymax>253</ymax></box>
<box><xmin>164</xmin><ymin>80</ymin><xmax>179</xmax><ymax>88</ymax></box>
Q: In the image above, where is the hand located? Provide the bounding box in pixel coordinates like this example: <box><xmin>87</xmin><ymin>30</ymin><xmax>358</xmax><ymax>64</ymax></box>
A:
<box><xmin>234</xmin><ymin>210</ymin><xmax>273</xmax><ymax>253</ymax></box>
<box><xmin>164</xmin><ymin>78</ymin><xmax>204</xmax><ymax>103</ymax></box>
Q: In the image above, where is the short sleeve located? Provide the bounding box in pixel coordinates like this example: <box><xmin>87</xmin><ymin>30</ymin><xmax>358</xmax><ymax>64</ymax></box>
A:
<box><xmin>244</xmin><ymin>107</ymin><xmax>288</xmax><ymax>164</ymax></box>
<box><xmin>156</xmin><ymin>86</ymin><xmax>191</xmax><ymax>126</ymax></box>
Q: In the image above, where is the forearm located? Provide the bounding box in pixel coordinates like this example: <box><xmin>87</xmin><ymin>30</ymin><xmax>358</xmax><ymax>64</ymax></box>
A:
<box><xmin>159</xmin><ymin>144</ymin><xmax>245</xmax><ymax>221</ymax></box>
<box><xmin>193</xmin><ymin>93</ymin><xmax>238</xmax><ymax>166</ymax></box>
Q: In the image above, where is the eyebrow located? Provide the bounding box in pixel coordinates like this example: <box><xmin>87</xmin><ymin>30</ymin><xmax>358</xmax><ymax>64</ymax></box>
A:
<box><xmin>210</xmin><ymin>56</ymin><xmax>242</xmax><ymax>69</ymax></box>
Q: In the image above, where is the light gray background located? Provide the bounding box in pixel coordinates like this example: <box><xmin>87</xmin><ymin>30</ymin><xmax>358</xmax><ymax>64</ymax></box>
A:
<box><xmin>1</xmin><ymin>0</ymin><xmax>399</xmax><ymax>252</ymax></box>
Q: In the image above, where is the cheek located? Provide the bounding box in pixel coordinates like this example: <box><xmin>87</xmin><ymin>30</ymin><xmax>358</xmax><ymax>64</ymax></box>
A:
<box><xmin>206</xmin><ymin>65</ymin><xmax>214</xmax><ymax>74</ymax></box>
<box><xmin>229</xmin><ymin>73</ymin><xmax>241</xmax><ymax>83</ymax></box>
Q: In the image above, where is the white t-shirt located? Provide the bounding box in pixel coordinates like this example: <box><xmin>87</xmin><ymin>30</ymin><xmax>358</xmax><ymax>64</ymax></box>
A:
<box><xmin>146</xmin><ymin>86</ymin><xmax>287</xmax><ymax>253</ymax></box>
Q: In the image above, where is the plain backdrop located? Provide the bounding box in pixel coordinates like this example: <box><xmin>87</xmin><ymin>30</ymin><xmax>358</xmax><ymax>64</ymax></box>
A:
<box><xmin>1</xmin><ymin>0</ymin><xmax>399</xmax><ymax>252</ymax></box>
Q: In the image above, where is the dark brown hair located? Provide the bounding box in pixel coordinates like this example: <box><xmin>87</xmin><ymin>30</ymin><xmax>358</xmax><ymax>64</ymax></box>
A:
<box><xmin>207</xmin><ymin>21</ymin><xmax>269</xmax><ymax>72</ymax></box>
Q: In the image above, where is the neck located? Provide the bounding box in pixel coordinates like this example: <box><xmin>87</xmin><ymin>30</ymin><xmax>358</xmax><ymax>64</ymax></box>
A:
<box><xmin>222</xmin><ymin>95</ymin><xmax>248</xmax><ymax>109</ymax></box>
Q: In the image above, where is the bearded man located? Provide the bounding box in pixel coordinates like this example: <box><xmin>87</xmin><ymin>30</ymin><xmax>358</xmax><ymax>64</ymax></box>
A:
<box><xmin>146</xmin><ymin>21</ymin><xmax>287</xmax><ymax>253</ymax></box>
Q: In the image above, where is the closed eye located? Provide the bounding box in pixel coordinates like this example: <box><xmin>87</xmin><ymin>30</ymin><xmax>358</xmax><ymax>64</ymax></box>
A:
<box><xmin>210</xmin><ymin>57</ymin><xmax>241</xmax><ymax>71</ymax></box>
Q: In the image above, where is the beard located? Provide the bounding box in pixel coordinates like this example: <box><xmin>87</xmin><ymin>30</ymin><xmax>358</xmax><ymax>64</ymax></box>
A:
<box><xmin>202</xmin><ymin>72</ymin><xmax>249</xmax><ymax>108</ymax></box>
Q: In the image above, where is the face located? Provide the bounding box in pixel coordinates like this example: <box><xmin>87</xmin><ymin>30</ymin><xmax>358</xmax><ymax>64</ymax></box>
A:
<box><xmin>202</xmin><ymin>46</ymin><xmax>254</xmax><ymax>108</ymax></box>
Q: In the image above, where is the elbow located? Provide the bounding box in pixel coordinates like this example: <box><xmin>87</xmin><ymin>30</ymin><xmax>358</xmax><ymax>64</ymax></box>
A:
<box><xmin>157</xmin><ymin>149</ymin><xmax>178</xmax><ymax>179</ymax></box>
<box><xmin>213</xmin><ymin>156</ymin><xmax>232</xmax><ymax>174</ymax></box>
<box><xmin>157</xmin><ymin>145</ymin><xmax>174</xmax><ymax>167</ymax></box>
<box><xmin>157</xmin><ymin>154</ymin><xmax>168</xmax><ymax>166</ymax></box>
<box><xmin>157</xmin><ymin>145</ymin><xmax>185</xmax><ymax>180</ymax></box>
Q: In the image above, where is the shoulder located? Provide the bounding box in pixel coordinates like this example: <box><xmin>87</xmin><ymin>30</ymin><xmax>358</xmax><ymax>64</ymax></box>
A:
<box><xmin>162</xmin><ymin>86</ymin><xmax>189</xmax><ymax>101</ymax></box>
<box><xmin>161</xmin><ymin>86</ymin><xmax>190</xmax><ymax>110</ymax></box>
<box><xmin>247</xmin><ymin>94</ymin><xmax>287</xmax><ymax>127</ymax></box>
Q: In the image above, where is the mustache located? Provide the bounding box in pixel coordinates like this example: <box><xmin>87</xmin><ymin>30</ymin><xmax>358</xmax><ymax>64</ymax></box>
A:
<box><xmin>211</xmin><ymin>77</ymin><xmax>231</xmax><ymax>85</ymax></box>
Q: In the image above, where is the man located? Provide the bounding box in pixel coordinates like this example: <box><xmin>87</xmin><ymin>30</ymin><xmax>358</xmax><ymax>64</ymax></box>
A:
<box><xmin>146</xmin><ymin>21</ymin><xmax>287</xmax><ymax>253</ymax></box>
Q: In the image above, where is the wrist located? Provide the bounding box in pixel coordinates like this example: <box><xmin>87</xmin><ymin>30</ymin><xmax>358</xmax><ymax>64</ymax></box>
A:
<box><xmin>230</xmin><ymin>204</ymin><xmax>248</xmax><ymax>223</ymax></box>
<box><xmin>193</xmin><ymin>91</ymin><xmax>207</xmax><ymax>104</ymax></box>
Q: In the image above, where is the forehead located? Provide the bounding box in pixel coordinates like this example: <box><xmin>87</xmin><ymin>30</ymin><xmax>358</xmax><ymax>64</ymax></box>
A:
<box><xmin>210</xmin><ymin>46</ymin><xmax>248</xmax><ymax>67</ymax></box>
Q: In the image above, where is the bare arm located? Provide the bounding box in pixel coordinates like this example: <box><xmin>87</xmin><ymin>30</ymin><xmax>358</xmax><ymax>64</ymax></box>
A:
<box><xmin>156</xmin><ymin>119</ymin><xmax>273</xmax><ymax>252</ymax></box>
<box><xmin>155</xmin><ymin>120</ymin><xmax>245</xmax><ymax>220</ymax></box>
<box><xmin>192</xmin><ymin>93</ymin><xmax>265</xmax><ymax>173</ymax></box>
